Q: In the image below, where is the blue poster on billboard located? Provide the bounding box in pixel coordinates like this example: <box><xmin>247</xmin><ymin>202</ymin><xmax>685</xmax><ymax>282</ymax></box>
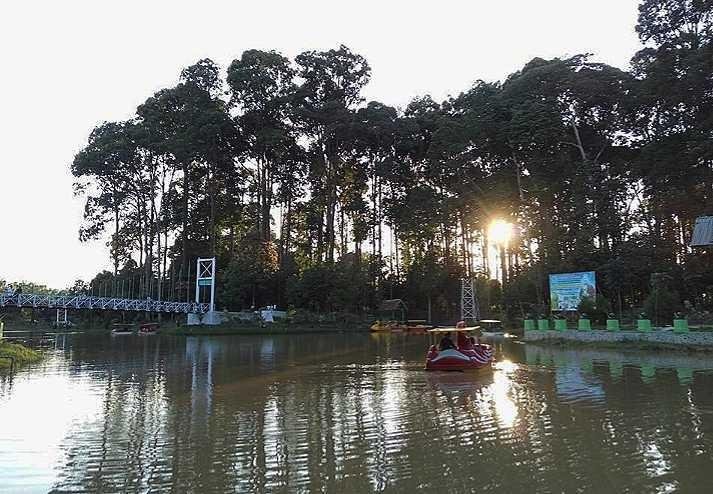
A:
<box><xmin>549</xmin><ymin>271</ymin><xmax>596</xmax><ymax>311</ymax></box>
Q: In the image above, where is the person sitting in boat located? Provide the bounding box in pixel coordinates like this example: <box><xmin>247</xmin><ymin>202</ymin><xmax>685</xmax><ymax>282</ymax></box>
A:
<box><xmin>457</xmin><ymin>331</ymin><xmax>474</xmax><ymax>350</ymax></box>
<box><xmin>439</xmin><ymin>332</ymin><xmax>455</xmax><ymax>350</ymax></box>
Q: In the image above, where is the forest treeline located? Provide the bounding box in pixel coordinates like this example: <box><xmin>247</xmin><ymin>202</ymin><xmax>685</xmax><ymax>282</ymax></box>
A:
<box><xmin>70</xmin><ymin>0</ymin><xmax>713</xmax><ymax>323</ymax></box>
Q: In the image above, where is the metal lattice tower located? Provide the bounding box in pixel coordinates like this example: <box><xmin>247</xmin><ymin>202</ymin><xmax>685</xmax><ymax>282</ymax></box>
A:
<box><xmin>460</xmin><ymin>278</ymin><xmax>480</xmax><ymax>324</ymax></box>
<box><xmin>195</xmin><ymin>257</ymin><xmax>216</xmax><ymax>312</ymax></box>
<box><xmin>191</xmin><ymin>257</ymin><xmax>220</xmax><ymax>325</ymax></box>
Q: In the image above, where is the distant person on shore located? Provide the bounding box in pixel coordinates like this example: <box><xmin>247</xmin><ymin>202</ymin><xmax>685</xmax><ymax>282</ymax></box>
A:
<box><xmin>439</xmin><ymin>332</ymin><xmax>455</xmax><ymax>350</ymax></box>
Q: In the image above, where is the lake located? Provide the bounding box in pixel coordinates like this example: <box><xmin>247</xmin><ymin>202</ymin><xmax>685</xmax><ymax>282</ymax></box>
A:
<box><xmin>1</xmin><ymin>332</ymin><xmax>713</xmax><ymax>493</ymax></box>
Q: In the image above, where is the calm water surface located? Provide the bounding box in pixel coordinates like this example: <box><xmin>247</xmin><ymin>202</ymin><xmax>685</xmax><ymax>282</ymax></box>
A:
<box><xmin>2</xmin><ymin>332</ymin><xmax>713</xmax><ymax>493</ymax></box>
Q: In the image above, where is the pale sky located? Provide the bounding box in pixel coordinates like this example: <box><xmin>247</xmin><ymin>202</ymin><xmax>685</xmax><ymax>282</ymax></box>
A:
<box><xmin>0</xmin><ymin>0</ymin><xmax>642</xmax><ymax>289</ymax></box>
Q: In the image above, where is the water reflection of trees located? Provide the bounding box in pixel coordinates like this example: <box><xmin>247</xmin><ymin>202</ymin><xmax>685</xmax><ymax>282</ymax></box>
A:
<box><xmin>42</xmin><ymin>335</ymin><xmax>713</xmax><ymax>492</ymax></box>
<box><xmin>523</xmin><ymin>344</ymin><xmax>713</xmax><ymax>492</ymax></box>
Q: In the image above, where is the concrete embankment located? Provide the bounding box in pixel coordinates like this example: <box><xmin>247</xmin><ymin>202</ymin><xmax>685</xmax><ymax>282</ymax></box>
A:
<box><xmin>523</xmin><ymin>329</ymin><xmax>713</xmax><ymax>350</ymax></box>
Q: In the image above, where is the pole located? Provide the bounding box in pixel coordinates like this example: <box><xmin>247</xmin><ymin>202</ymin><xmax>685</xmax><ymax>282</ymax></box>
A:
<box><xmin>186</xmin><ymin>262</ymin><xmax>191</xmax><ymax>304</ymax></box>
<box><xmin>210</xmin><ymin>256</ymin><xmax>216</xmax><ymax>312</ymax></box>
<box><xmin>171</xmin><ymin>265</ymin><xmax>175</xmax><ymax>302</ymax></box>
<box><xmin>195</xmin><ymin>258</ymin><xmax>200</xmax><ymax>304</ymax></box>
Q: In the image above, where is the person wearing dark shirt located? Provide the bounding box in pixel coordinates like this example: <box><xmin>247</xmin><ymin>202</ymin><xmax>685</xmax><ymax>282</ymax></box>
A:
<box><xmin>439</xmin><ymin>332</ymin><xmax>455</xmax><ymax>350</ymax></box>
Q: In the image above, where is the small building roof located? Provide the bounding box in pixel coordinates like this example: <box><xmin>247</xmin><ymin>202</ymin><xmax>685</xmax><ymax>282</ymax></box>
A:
<box><xmin>378</xmin><ymin>299</ymin><xmax>407</xmax><ymax>311</ymax></box>
<box><xmin>691</xmin><ymin>216</ymin><xmax>713</xmax><ymax>247</ymax></box>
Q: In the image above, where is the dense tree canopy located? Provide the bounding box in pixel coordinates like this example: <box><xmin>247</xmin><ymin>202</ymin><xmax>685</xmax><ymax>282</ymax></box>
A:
<box><xmin>72</xmin><ymin>2</ymin><xmax>713</xmax><ymax>323</ymax></box>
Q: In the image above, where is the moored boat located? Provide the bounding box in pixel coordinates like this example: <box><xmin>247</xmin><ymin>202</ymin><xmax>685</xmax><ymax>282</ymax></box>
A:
<box><xmin>138</xmin><ymin>322</ymin><xmax>159</xmax><ymax>335</ymax></box>
<box><xmin>111</xmin><ymin>323</ymin><xmax>135</xmax><ymax>335</ymax></box>
<box><xmin>425</xmin><ymin>324</ymin><xmax>494</xmax><ymax>371</ymax></box>
<box><xmin>370</xmin><ymin>320</ymin><xmax>433</xmax><ymax>332</ymax></box>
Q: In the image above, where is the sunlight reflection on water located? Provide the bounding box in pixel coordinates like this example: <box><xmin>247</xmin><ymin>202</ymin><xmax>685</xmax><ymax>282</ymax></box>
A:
<box><xmin>490</xmin><ymin>360</ymin><xmax>518</xmax><ymax>429</ymax></box>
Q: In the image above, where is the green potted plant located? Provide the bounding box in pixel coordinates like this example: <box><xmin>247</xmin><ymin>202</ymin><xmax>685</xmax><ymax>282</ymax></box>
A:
<box><xmin>606</xmin><ymin>312</ymin><xmax>620</xmax><ymax>331</ymax></box>
<box><xmin>637</xmin><ymin>311</ymin><xmax>652</xmax><ymax>332</ymax></box>
<box><xmin>553</xmin><ymin>313</ymin><xmax>567</xmax><ymax>331</ymax></box>
<box><xmin>537</xmin><ymin>312</ymin><xmax>550</xmax><ymax>331</ymax></box>
<box><xmin>523</xmin><ymin>312</ymin><xmax>536</xmax><ymax>331</ymax></box>
<box><xmin>578</xmin><ymin>312</ymin><xmax>592</xmax><ymax>331</ymax></box>
<box><xmin>673</xmin><ymin>311</ymin><xmax>689</xmax><ymax>333</ymax></box>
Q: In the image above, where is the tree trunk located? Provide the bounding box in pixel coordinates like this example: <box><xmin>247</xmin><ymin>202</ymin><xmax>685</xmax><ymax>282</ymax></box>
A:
<box><xmin>394</xmin><ymin>229</ymin><xmax>400</xmax><ymax>281</ymax></box>
<box><xmin>460</xmin><ymin>212</ymin><xmax>469</xmax><ymax>277</ymax></box>
<box><xmin>326</xmin><ymin>190</ymin><xmax>337</xmax><ymax>262</ymax></box>
<box><xmin>500</xmin><ymin>245</ymin><xmax>508</xmax><ymax>286</ymax></box>
<box><xmin>316</xmin><ymin>205</ymin><xmax>324</xmax><ymax>262</ymax></box>
<box><xmin>371</xmin><ymin>172</ymin><xmax>377</xmax><ymax>293</ymax></box>
<box><xmin>208</xmin><ymin>167</ymin><xmax>216</xmax><ymax>256</ymax></box>
<box><xmin>377</xmin><ymin>178</ymin><xmax>383</xmax><ymax>281</ymax></box>
<box><xmin>181</xmin><ymin>163</ymin><xmax>189</xmax><ymax>301</ymax></box>
<box><xmin>427</xmin><ymin>294</ymin><xmax>432</xmax><ymax>324</ymax></box>
<box><xmin>113</xmin><ymin>203</ymin><xmax>120</xmax><ymax>275</ymax></box>
<box><xmin>340</xmin><ymin>205</ymin><xmax>346</xmax><ymax>257</ymax></box>
<box><xmin>481</xmin><ymin>228</ymin><xmax>489</xmax><ymax>279</ymax></box>
<box><xmin>284</xmin><ymin>198</ymin><xmax>292</xmax><ymax>254</ymax></box>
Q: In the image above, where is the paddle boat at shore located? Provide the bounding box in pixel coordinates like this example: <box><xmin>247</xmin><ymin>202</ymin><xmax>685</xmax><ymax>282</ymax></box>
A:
<box><xmin>138</xmin><ymin>322</ymin><xmax>160</xmax><ymax>335</ymax></box>
<box><xmin>425</xmin><ymin>323</ymin><xmax>494</xmax><ymax>371</ymax></box>
<box><xmin>370</xmin><ymin>299</ymin><xmax>433</xmax><ymax>333</ymax></box>
<box><xmin>478</xmin><ymin>319</ymin><xmax>503</xmax><ymax>334</ymax></box>
<box><xmin>370</xmin><ymin>320</ymin><xmax>433</xmax><ymax>333</ymax></box>
<box><xmin>111</xmin><ymin>323</ymin><xmax>135</xmax><ymax>336</ymax></box>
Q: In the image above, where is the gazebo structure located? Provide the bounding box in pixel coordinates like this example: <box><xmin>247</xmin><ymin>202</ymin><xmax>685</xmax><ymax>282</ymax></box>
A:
<box><xmin>377</xmin><ymin>299</ymin><xmax>408</xmax><ymax>323</ymax></box>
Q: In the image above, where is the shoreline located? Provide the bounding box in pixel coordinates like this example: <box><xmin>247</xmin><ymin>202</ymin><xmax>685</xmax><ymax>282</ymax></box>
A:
<box><xmin>0</xmin><ymin>322</ymin><xmax>375</xmax><ymax>337</ymax></box>
<box><xmin>161</xmin><ymin>323</ymin><xmax>370</xmax><ymax>336</ymax></box>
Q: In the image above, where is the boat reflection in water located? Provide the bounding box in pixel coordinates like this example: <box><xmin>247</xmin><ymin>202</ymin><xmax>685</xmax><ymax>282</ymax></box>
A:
<box><xmin>1</xmin><ymin>333</ymin><xmax>713</xmax><ymax>492</ymax></box>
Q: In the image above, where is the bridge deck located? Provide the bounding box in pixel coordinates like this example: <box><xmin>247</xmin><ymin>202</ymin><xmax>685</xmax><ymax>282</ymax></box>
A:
<box><xmin>0</xmin><ymin>293</ymin><xmax>209</xmax><ymax>314</ymax></box>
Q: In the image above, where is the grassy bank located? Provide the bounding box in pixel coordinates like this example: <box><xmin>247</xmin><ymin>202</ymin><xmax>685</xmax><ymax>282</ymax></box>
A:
<box><xmin>163</xmin><ymin>321</ymin><xmax>369</xmax><ymax>336</ymax></box>
<box><xmin>0</xmin><ymin>341</ymin><xmax>43</xmax><ymax>371</ymax></box>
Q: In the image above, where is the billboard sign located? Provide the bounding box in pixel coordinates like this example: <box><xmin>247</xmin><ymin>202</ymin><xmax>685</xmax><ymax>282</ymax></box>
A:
<box><xmin>549</xmin><ymin>271</ymin><xmax>596</xmax><ymax>311</ymax></box>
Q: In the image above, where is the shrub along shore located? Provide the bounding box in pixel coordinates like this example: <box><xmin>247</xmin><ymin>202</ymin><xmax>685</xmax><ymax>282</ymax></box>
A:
<box><xmin>0</xmin><ymin>341</ymin><xmax>42</xmax><ymax>371</ymax></box>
